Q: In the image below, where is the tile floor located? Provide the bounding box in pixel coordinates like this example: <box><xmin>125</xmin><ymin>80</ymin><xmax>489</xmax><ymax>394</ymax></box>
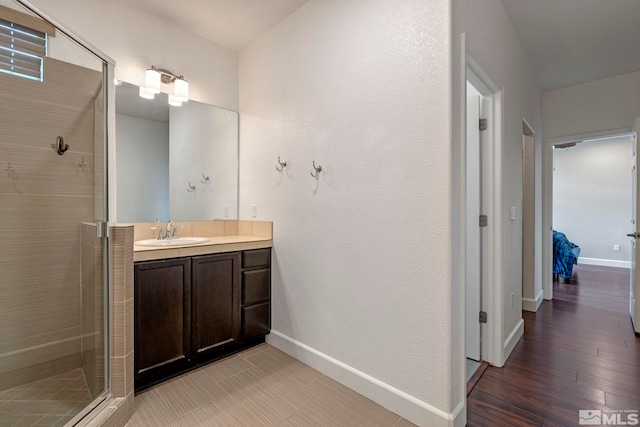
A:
<box><xmin>0</xmin><ymin>368</ymin><xmax>93</xmax><ymax>426</ymax></box>
<box><xmin>127</xmin><ymin>344</ymin><xmax>416</xmax><ymax>426</ymax></box>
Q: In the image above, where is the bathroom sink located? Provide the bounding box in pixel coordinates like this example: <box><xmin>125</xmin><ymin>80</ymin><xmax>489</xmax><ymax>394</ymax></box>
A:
<box><xmin>135</xmin><ymin>237</ymin><xmax>210</xmax><ymax>247</ymax></box>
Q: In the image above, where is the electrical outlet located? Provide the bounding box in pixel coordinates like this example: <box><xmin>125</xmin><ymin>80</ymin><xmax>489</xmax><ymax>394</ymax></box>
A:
<box><xmin>251</xmin><ymin>204</ymin><xmax>257</xmax><ymax>218</ymax></box>
<box><xmin>614</xmin><ymin>244</ymin><xmax>621</xmax><ymax>252</ymax></box>
<box><xmin>224</xmin><ymin>205</ymin><xmax>229</xmax><ymax>218</ymax></box>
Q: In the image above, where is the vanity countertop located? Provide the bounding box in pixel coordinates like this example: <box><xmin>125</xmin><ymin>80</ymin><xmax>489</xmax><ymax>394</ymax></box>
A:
<box><xmin>134</xmin><ymin>235</ymin><xmax>272</xmax><ymax>262</ymax></box>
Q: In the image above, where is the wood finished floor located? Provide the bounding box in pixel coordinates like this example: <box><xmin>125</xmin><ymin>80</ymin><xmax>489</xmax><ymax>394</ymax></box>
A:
<box><xmin>127</xmin><ymin>344</ymin><xmax>416</xmax><ymax>426</ymax></box>
<box><xmin>467</xmin><ymin>264</ymin><xmax>640</xmax><ymax>426</ymax></box>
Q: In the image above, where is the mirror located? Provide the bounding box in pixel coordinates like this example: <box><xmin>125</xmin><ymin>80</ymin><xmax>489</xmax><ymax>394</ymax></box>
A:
<box><xmin>115</xmin><ymin>82</ymin><xmax>238</xmax><ymax>222</ymax></box>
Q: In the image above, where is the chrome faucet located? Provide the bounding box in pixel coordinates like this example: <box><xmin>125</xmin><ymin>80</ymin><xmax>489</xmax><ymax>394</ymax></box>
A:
<box><xmin>151</xmin><ymin>219</ymin><xmax>163</xmax><ymax>240</ymax></box>
<box><xmin>150</xmin><ymin>219</ymin><xmax>181</xmax><ymax>240</ymax></box>
<box><xmin>165</xmin><ymin>220</ymin><xmax>182</xmax><ymax>239</ymax></box>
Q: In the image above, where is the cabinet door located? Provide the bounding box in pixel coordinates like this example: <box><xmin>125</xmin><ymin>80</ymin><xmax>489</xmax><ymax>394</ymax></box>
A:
<box><xmin>191</xmin><ymin>252</ymin><xmax>240</xmax><ymax>362</ymax></box>
<box><xmin>134</xmin><ymin>258</ymin><xmax>191</xmax><ymax>388</ymax></box>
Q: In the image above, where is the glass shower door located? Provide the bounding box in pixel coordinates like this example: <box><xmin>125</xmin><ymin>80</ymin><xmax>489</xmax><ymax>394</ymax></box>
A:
<box><xmin>0</xmin><ymin>1</ymin><xmax>109</xmax><ymax>424</ymax></box>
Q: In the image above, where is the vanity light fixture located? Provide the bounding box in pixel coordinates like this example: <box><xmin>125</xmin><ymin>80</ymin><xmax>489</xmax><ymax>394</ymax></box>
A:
<box><xmin>141</xmin><ymin>66</ymin><xmax>189</xmax><ymax>106</ymax></box>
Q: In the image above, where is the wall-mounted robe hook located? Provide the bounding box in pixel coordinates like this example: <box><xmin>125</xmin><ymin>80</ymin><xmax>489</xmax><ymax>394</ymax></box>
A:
<box><xmin>55</xmin><ymin>136</ymin><xmax>69</xmax><ymax>155</ymax></box>
<box><xmin>78</xmin><ymin>157</ymin><xmax>87</xmax><ymax>171</ymax></box>
<box><xmin>187</xmin><ymin>182</ymin><xmax>196</xmax><ymax>193</ymax></box>
<box><xmin>310</xmin><ymin>161</ymin><xmax>322</xmax><ymax>178</ymax></box>
<box><xmin>275</xmin><ymin>156</ymin><xmax>288</xmax><ymax>172</ymax></box>
<box><xmin>200</xmin><ymin>173</ymin><xmax>210</xmax><ymax>184</ymax></box>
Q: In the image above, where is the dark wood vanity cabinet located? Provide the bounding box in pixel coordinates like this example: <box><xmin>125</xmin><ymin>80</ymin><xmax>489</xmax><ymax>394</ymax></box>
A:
<box><xmin>191</xmin><ymin>252</ymin><xmax>241</xmax><ymax>362</ymax></box>
<box><xmin>241</xmin><ymin>249</ymin><xmax>271</xmax><ymax>340</ymax></box>
<box><xmin>134</xmin><ymin>248</ymin><xmax>270</xmax><ymax>391</ymax></box>
<box><xmin>134</xmin><ymin>258</ymin><xmax>192</xmax><ymax>387</ymax></box>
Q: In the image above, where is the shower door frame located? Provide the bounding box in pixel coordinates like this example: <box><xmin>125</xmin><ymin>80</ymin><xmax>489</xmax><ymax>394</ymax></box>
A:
<box><xmin>14</xmin><ymin>1</ymin><xmax>118</xmax><ymax>424</ymax></box>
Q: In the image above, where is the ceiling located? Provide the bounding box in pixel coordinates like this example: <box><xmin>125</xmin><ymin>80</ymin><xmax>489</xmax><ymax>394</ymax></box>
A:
<box><xmin>124</xmin><ymin>0</ymin><xmax>310</xmax><ymax>51</ymax></box>
<box><xmin>501</xmin><ymin>0</ymin><xmax>640</xmax><ymax>91</ymax></box>
<box><xmin>116</xmin><ymin>0</ymin><xmax>638</xmax><ymax>92</ymax></box>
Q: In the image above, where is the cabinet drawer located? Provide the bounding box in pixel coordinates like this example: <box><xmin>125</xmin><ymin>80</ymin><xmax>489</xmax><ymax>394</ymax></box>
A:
<box><xmin>242</xmin><ymin>269</ymin><xmax>270</xmax><ymax>305</ymax></box>
<box><xmin>242</xmin><ymin>248</ymin><xmax>271</xmax><ymax>269</ymax></box>
<box><xmin>242</xmin><ymin>302</ymin><xmax>270</xmax><ymax>339</ymax></box>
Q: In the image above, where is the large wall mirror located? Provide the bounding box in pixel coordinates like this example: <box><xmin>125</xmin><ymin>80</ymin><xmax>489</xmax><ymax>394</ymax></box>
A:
<box><xmin>115</xmin><ymin>82</ymin><xmax>238</xmax><ymax>222</ymax></box>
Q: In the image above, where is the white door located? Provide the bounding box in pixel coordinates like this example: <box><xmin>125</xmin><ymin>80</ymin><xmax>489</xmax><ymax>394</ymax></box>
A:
<box><xmin>629</xmin><ymin>118</ymin><xmax>640</xmax><ymax>334</ymax></box>
<box><xmin>466</xmin><ymin>82</ymin><xmax>482</xmax><ymax>361</ymax></box>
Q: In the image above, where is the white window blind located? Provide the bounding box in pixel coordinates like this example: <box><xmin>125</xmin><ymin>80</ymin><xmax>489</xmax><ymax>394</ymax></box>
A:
<box><xmin>0</xmin><ymin>17</ymin><xmax>46</xmax><ymax>81</ymax></box>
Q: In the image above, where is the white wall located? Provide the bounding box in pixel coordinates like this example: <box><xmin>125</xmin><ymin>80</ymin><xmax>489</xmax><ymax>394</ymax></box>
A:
<box><xmin>239</xmin><ymin>0</ymin><xmax>455</xmax><ymax>424</ymax></box>
<box><xmin>553</xmin><ymin>135</ymin><xmax>632</xmax><ymax>265</ymax></box>
<box><xmin>543</xmin><ymin>71</ymin><xmax>640</xmax><ymax>141</ymax></box>
<box><xmin>170</xmin><ymin>102</ymin><xmax>238</xmax><ymax>220</ymax></box>
<box><xmin>116</xmin><ymin>114</ymin><xmax>169</xmax><ymax>221</ymax></box>
<box><xmin>30</xmin><ymin>0</ymin><xmax>239</xmax><ymax>111</ymax></box>
<box><xmin>453</xmin><ymin>0</ymin><xmax>542</xmax><ymax>357</ymax></box>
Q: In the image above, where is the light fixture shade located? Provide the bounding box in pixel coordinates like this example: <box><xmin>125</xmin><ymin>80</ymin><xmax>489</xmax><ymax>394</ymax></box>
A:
<box><xmin>145</xmin><ymin>68</ymin><xmax>161</xmax><ymax>94</ymax></box>
<box><xmin>168</xmin><ymin>94</ymin><xmax>182</xmax><ymax>107</ymax></box>
<box><xmin>174</xmin><ymin>78</ymin><xmax>189</xmax><ymax>102</ymax></box>
<box><xmin>139</xmin><ymin>86</ymin><xmax>155</xmax><ymax>100</ymax></box>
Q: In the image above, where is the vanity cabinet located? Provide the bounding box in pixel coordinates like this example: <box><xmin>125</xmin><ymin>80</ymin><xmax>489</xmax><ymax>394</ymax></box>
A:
<box><xmin>191</xmin><ymin>252</ymin><xmax>241</xmax><ymax>363</ymax></box>
<box><xmin>241</xmin><ymin>249</ymin><xmax>271</xmax><ymax>340</ymax></box>
<box><xmin>134</xmin><ymin>258</ymin><xmax>192</xmax><ymax>388</ymax></box>
<box><xmin>134</xmin><ymin>248</ymin><xmax>270</xmax><ymax>391</ymax></box>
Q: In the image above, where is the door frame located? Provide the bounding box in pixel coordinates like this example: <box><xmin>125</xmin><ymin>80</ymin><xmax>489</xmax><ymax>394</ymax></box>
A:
<box><xmin>467</xmin><ymin>58</ymin><xmax>504</xmax><ymax>368</ymax></box>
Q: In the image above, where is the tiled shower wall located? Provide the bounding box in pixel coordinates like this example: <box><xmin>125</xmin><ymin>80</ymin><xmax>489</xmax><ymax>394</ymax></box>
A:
<box><xmin>0</xmin><ymin>57</ymin><xmax>103</xmax><ymax>390</ymax></box>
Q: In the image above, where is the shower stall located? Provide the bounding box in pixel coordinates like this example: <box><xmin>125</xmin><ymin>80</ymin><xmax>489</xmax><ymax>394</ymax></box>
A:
<box><xmin>0</xmin><ymin>1</ymin><xmax>110</xmax><ymax>425</ymax></box>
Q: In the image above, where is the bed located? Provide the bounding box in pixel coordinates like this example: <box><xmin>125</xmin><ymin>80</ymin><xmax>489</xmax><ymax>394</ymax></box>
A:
<box><xmin>552</xmin><ymin>230</ymin><xmax>581</xmax><ymax>280</ymax></box>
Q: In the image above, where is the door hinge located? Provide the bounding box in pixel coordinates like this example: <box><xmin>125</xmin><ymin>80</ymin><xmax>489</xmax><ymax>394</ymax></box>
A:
<box><xmin>479</xmin><ymin>215</ymin><xmax>488</xmax><ymax>227</ymax></box>
<box><xmin>479</xmin><ymin>311</ymin><xmax>488</xmax><ymax>323</ymax></box>
<box><xmin>479</xmin><ymin>118</ymin><xmax>488</xmax><ymax>131</ymax></box>
<box><xmin>96</xmin><ymin>221</ymin><xmax>109</xmax><ymax>239</ymax></box>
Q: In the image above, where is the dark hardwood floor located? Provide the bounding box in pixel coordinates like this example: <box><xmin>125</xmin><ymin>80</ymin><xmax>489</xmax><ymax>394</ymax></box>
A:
<box><xmin>467</xmin><ymin>264</ymin><xmax>640</xmax><ymax>426</ymax></box>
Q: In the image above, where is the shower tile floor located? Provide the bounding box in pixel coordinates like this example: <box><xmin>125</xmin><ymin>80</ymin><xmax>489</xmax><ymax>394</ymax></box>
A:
<box><xmin>0</xmin><ymin>368</ymin><xmax>92</xmax><ymax>426</ymax></box>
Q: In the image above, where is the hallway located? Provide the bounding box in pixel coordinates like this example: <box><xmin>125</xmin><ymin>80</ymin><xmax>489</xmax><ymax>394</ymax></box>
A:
<box><xmin>467</xmin><ymin>264</ymin><xmax>640</xmax><ymax>426</ymax></box>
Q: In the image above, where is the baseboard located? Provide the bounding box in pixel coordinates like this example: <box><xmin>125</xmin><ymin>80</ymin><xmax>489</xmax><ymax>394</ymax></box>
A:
<box><xmin>267</xmin><ymin>330</ymin><xmax>465</xmax><ymax>427</ymax></box>
<box><xmin>578</xmin><ymin>257</ymin><xmax>631</xmax><ymax>269</ymax></box>
<box><xmin>522</xmin><ymin>290</ymin><xmax>544</xmax><ymax>312</ymax></box>
<box><xmin>503</xmin><ymin>318</ymin><xmax>524</xmax><ymax>361</ymax></box>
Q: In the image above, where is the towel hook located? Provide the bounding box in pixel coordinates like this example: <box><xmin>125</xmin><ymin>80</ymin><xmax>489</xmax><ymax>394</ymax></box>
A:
<box><xmin>187</xmin><ymin>182</ymin><xmax>196</xmax><ymax>193</ymax></box>
<box><xmin>55</xmin><ymin>136</ymin><xmax>69</xmax><ymax>155</ymax></box>
<box><xmin>275</xmin><ymin>156</ymin><xmax>288</xmax><ymax>172</ymax></box>
<box><xmin>200</xmin><ymin>173</ymin><xmax>210</xmax><ymax>184</ymax></box>
<box><xmin>310</xmin><ymin>161</ymin><xmax>322</xmax><ymax>178</ymax></box>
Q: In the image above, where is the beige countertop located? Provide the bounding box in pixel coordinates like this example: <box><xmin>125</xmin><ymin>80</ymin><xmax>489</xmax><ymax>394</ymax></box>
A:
<box><xmin>134</xmin><ymin>235</ymin><xmax>272</xmax><ymax>262</ymax></box>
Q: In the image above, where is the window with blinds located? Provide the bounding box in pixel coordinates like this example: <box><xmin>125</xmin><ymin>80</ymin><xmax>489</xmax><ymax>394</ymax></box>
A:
<box><xmin>0</xmin><ymin>17</ymin><xmax>46</xmax><ymax>81</ymax></box>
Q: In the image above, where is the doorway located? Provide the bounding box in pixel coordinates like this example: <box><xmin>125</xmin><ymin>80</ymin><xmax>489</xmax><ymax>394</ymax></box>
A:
<box><xmin>550</xmin><ymin>134</ymin><xmax>633</xmax><ymax>306</ymax></box>
<box><xmin>522</xmin><ymin>121</ymin><xmax>542</xmax><ymax>312</ymax></box>
<box><xmin>552</xmin><ymin>135</ymin><xmax>632</xmax><ymax>270</ymax></box>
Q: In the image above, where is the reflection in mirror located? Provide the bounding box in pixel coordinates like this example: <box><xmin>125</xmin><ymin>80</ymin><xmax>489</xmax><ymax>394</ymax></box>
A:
<box><xmin>115</xmin><ymin>82</ymin><xmax>238</xmax><ymax>222</ymax></box>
